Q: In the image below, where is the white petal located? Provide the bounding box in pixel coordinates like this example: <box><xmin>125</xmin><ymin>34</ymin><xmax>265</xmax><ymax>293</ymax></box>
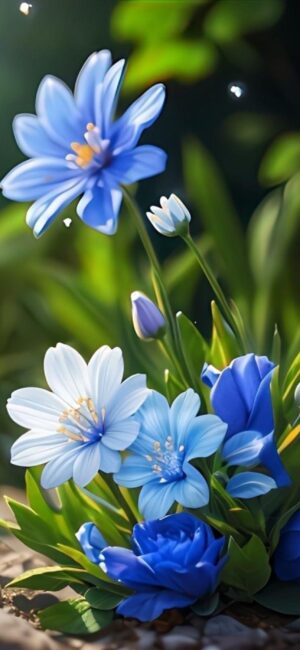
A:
<box><xmin>11</xmin><ymin>431</ymin><xmax>68</xmax><ymax>466</ymax></box>
<box><xmin>88</xmin><ymin>346</ymin><xmax>124</xmax><ymax>410</ymax></box>
<box><xmin>41</xmin><ymin>443</ymin><xmax>81</xmax><ymax>489</ymax></box>
<box><xmin>99</xmin><ymin>446</ymin><xmax>121</xmax><ymax>473</ymax></box>
<box><xmin>72</xmin><ymin>442</ymin><xmax>101</xmax><ymax>487</ymax></box>
<box><xmin>44</xmin><ymin>343</ymin><xmax>90</xmax><ymax>406</ymax></box>
<box><xmin>7</xmin><ymin>387</ymin><xmax>64</xmax><ymax>429</ymax></box>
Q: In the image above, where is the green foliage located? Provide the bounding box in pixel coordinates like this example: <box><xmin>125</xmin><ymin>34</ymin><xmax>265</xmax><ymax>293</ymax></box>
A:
<box><xmin>38</xmin><ymin>598</ymin><xmax>113</xmax><ymax>634</ymax></box>
<box><xmin>204</xmin><ymin>0</ymin><xmax>283</xmax><ymax>43</ymax></box>
<box><xmin>260</xmin><ymin>133</ymin><xmax>300</xmax><ymax>186</ymax></box>
<box><xmin>221</xmin><ymin>535</ymin><xmax>271</xmax><ymax>595</ymax></box>
<box><xmin>255</xmin><ymin>579</ymin><xmax>300</xmax><ymax>615</ymax></box>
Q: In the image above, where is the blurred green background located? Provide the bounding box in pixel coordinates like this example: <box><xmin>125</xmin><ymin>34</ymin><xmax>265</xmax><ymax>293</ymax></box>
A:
<box><xmin>0</xmin><ymin>0</ymin><xmax>299</xmax><ymax>483</ymax></box>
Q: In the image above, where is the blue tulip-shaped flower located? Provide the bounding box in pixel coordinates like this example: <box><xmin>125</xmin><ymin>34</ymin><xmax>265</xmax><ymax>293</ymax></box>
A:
<box><xmin>99</xmin><ymin>513</ymin><xmax>227</xmax><ymax>621</ymax></box>
<box><xmin>202</xmin><ymin>353</ymin><xmax>291</xmax><ymax>498</ymax></box>
<box><xmin>115</xmin><ymin>389</ymin><xmax>227</xmax><ymax>519</ymax></box>
<box><xmin>1</xmin><ymin>51</ymin><xmax>167</xmax><ymax>237</ymax></box>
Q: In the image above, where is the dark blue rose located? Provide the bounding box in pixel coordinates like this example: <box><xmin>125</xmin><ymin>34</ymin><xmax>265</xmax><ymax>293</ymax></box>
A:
<box><xmin>99</xmin><ymin>513</ymin><xmax>226</xmax><ymax>621</ymax></box>
<box><xmin>274</xmin><ymin>511</ymin><xmax>300</xmax><ymax>582</ymax></box>
<box><xmin>76</xmin><ymin>522</ymin><xmax>106</xmax><ymax>563</ymax></box>
<box><xmin>202</xmin><ymin>353</ymin><xmax>291</xmax><ymax>494</ymax></box>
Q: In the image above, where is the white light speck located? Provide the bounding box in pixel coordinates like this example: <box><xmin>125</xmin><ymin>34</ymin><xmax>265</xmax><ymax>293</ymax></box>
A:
<box><xmin>63</xmin><ymin>218</ymin><xmax>72</xmax><ymax>228</ymax></box>
<box><xmin>19</xmin><ymin>2</ymin><xmax>32</xmax><ymax>15</ymax></box>
<box><xmin>228</xmin><ymin>82</ymin><xmax>246</xmax><ymax>100</ymax></box>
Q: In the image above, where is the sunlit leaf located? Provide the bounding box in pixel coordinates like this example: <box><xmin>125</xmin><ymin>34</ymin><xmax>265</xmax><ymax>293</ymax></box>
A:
<box><xmin>204</xmin><ymin>0</ymin><xmax>283</xmax><ymax>43</ymax></box>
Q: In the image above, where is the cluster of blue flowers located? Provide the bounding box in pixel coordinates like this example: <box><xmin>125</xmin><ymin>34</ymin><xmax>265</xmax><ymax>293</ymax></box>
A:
<box><xmin>2</xmin><ymin>49</ymin><xmax>299</xmax><ymax>625</ymax></box>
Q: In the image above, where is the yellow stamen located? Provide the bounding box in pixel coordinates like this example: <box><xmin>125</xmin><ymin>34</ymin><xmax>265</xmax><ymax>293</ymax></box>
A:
<box><xmin>70</xmin><ymin>142</ymin><xmax>94</xmax><ymax>168</ymax></box>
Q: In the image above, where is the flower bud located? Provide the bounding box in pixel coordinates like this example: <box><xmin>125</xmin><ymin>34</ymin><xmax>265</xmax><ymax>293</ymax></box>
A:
<box><xmin>146</xmin><ymin>193</ymin><xmax>191</xmax><ymax>237</ymax></box>
<box><xmin>131</xmin><ymin>291</ymin><xmax>166</xmax><ymax>341</ymax></box>
<box><xmin>76</xmin><ymin>522</ymin><xmax>106</xmax><ymax>563</ymax></box>
<box><xmin>295</xmin><ymin>383</ymin><xmax>300</xmax><ymax>408</ymax></box>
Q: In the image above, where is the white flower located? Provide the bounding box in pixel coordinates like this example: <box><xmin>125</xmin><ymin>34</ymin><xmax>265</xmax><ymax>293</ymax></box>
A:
<box><xmin>146</xmin><ymin>193</ymin><xmax>191</xmax><ymax>237</ymax></box>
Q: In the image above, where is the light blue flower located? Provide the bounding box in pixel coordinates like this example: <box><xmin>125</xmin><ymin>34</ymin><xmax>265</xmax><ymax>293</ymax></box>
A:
<box><xmin>1</xmin><ymin>50</ymin><xmax>167</xmax><ymax>237</ymax></box>
<box><xmin>131</xmin><ymin>291</ymin><xmax>166</xmax><ymax>341</ymax></box>
<box><xmin>146</xmin><ymin>193</ymin><xmax>191</xmax><ymax>237</ymax></box>
<box><xmin>114</xmin><ymin>389</ymin><xmax>227</xmax><ymax>519</ymax></box>
<box><xmin>7</xmin><ymin>343</ymin><xmax>149</xmax><ymax>488</ymax></box>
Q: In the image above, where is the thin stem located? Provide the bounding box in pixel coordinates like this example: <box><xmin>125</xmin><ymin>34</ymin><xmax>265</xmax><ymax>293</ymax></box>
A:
<box><xmin>158</xmin><ymin>340</ymin><xmax>188</xmax><ymax>389</ymax></box>
<box><xmin>182</xmin><ymin>233</ymin><xmax>246</xmax><ymax>352</ymax></box>
<box><xmin>105</xmin><ymin>475</ymin><xmax>137</xmax><ymax>528</ymax></box>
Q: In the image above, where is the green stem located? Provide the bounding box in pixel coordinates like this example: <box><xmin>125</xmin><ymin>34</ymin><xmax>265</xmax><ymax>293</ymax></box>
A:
<box><xmin>105</xmin><ymin>475</ymin><xmax>137</xmax><ymax>527</ymax></box>
<box><xmin>158</xmin><ymin>339</ymin><xmax>188</xmax><ymax>389</ymax></box>
<box><xmin>182</xmin><ymin>233</ymin><xmax>246</xmax><ymax>352</ymax></box>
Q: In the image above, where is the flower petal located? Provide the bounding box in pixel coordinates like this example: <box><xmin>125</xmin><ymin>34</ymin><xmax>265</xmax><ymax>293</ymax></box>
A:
<box><xmin>169</xmin><ymin>389</ymin><xmax>200</xmax><ymax>447</ymax></box>
<box><xmin>1</xmin><ymin>158</ymin><xmax>79</xmax><ymax>202</ymax></box>
<box><xmin>108</xmin><ymin>145</ymin><xmax>167</xmax><ymax>184</ymax></box>
<box><xmin>44</xmin><ymin>343</ymin><xmax>90</xmax><ymax>406</ymax></box>
<box><xmin>74</xmin><ymin>50</ymin><xmax>112</xmax><ymax>121</ymax></box>
<box><xmin>99</xmin><ymin>59</ymin><xmax>126</xmax><ymax>135</ymax></box>
<box><xmin>11</xmin><ymin>431</ymin><xmax>69</xmax><ymax>466</ymax></box>
<box><xmin>13</xmin><ymin>114</ymin><xmax>65</xmax><ymax>158</ymax></box>
<box><xmin>103</xmin><ymin>418</ymin><xmax>140</xmax><ymax>451</ymax></box>
<box><xmin>107</xmin><ymin>375</ymin><xmax>149</xmax><ymax>425</ymax></box>
<box><xmin>185</xmin><ymin>415</ymin><xmax>227</xmax><ymax>460</ymax></box>
<box><xmin>111</xmin><ymin>84</ymin><xmax>166</xmax><ymax>153</ymax></box>
<box><xmin>211</xmin><ymin>367</ymin><xmax>248</xmax><ymax>438</ymax></box>
<box><xmin>138</xmin><ymin>481</ymin><xmax>176</xmax><ymax>519</ymax></box>
<box><xmin>40</xmin><ymin>442</ymin><xmax>82</xmax><ymax>488</ymax></box>
<box><xmin>226</xmin><ymin>472</ymin><xmax>277</xmax><ymax>498</ymax></box>
<box><xmin>117</xmin><ymin>589</ymin><xmax>193</xmax><ymax>622</ymax></box>
<box><xmin>222</xmin><ymin>430</ymin><xmax>264</xmax><ymax>467</ymax></box>
<box><xmin>36</xmin><ymin>75</ymin><xmax>84</xmax><ymax>147</ymax></box>
<box><xmin>26</xmin><ymin>176</ymin><xmax>86</xmax><ymax>237</ymax></box>
<box><xmin>114</xmin><ymin>455</ymin><xmax>154</xmax><ymax>488</ymax></box>
<box><xmin>100</xmin><ymin>546</ymin><xmax>158</xmax><ymax>588</ymax></box>
<box><xmin>130</xmin><ymin>390</ymin><xmax>170</xmax><ymax>455</ymax></box>
<box><xmin>87</xmin><ymin>346</ymin><xmax>123</xmax><ymax>411</ymax></box>
<box><xmin>72</xmin><ymin>442</ymin><xmax>101</xmax><ymax>487</ymax></box>
<box><xmin>98</xmin><ymin>446</ymin><xmax>121</xmax><ymax>473</ymax></box>
<box><xmin>175</xmin><ymin>463</ymin><xmax>209</xmax><ymax>509</ymax></box>
<box><xmin>77</xmin><ymin>182</ymin><xmax>122</xmax><ymax>234</ymax></box>
<box><xmin>7</xmin><ymin>387</ymin><xmax>64</xmax><ymax>429</ymax></box>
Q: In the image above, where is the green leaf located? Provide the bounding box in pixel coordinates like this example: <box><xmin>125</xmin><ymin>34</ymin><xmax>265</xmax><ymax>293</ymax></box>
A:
<box><xmin>164</xmin><ymin>368</ymin><xmax>183</xmax><ymax>402</ymax></box>
<box><xmin>204</xmin><ymin>0</ymin><xmax>283</xmax><ymax>43</ymax></box>
<box><xmin>282</xmin><ymin>351</ymin><xmax>300</xmax><ymax>418</ymax></box>
<box><xmin>38</xmin><ymin>598</ymin><xmax>113</xmax><ymax>634</ymax></box>
<box><xmin>210</xmin><ymin>301</ymin><xmax>240</xmax><ymax>368</ymax></box>
<box><xmin>85</xmin><ymin>587</ymin><xmax>123</xmax><ymax>610</ymax></box>
<box><xmin>123</xmin><ymin>40</ymin><xmax>217</xmax><ymax>91</ymax></box>
<box><xmin>6</xmin><ymin>566</ymin><xmax>86</xmax><ymax>591</ymax></box>
<box><xmin>112</xmin><ymin>0</ymin><xmax>196</xmax><ymax>43</ymax></box>
<box><xmin>255</xmin><ymin>578</ymin><xmax>300</xmax><ymax>615</ymax></box>
<box><xmin>183</xmin><ymin>138</ymin><xmax>251</xmax><ymax>301</ymax></box>
<box><xmin>176</xmin><ymin>311</ymin><xmax>208</xmax><ymax>380</ymax></box>
<box><xmin>221</xmin><ymin>535</ymin><xmax>271</xmax><ymax>595</ymax></box>
<box><xmin>259</xmin><ymin>132</ymin><xmax>300</xmax><ymax>187</ymax></box>
<box><xmin>269</xmin><ymin>501</ymin><xmax>300</xmax><ymax>553</ymax></box>
<box><xmin>192</xmin><ymin>592</ymin><xmax>219</xmax><ymax>616</ymax></box>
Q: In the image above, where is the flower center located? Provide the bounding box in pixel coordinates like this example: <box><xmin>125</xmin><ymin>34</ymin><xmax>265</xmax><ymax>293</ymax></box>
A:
<box><xmin>57</xmin><ymin>397</ymin><xmax>105</xmax><ymax>444</ymax></box>
<box><xmin>65</xmin><ymin>123</ymin><xmax>110</xmax><ymax>170</ymax></box>
<box><xmin>146</xmin><ymin>437</ymin><xmax>186</xmax><ymax>483</ymax></box>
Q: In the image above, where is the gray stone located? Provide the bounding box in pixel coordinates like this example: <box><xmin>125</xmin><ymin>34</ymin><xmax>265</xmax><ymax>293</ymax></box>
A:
<box><xmin>204</xmin><ymin>615</ymin><xmax>266</xmax><ymax>638</ymax></box>
<box><xmin>0</xmin><ymin>610</ymin><xmax>58</xmax><ymax>650</ymax></box>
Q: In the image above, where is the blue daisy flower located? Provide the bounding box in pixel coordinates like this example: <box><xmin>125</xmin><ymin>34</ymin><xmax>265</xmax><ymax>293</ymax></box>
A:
<box><xmin>1</xmin><ymin>50</ymin><xmax>167</xmax><ymax>237</ymax></box>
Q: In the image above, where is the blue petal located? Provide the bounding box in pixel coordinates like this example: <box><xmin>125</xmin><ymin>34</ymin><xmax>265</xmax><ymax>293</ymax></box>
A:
<box><xmin>114</xmin><ymin>455</ymin><xmax>155</xmax><ymax>488</ymax></box>
<box><xmin>258</xmin><ymin>432</ymin><xmax>291</xmax><ymax>488</ymax></box>
<box><xmin>106</xmin><ymin>374</ymin><xmax>149</xmax><ymax>425</ymax></box>
<box><xmin>201</xmin><ymin>363</ymin><xmax>221</xmax><ymax>388</ymax></box>
<box><xmin>40</xmin><ymin>443</ymin><xmax>83</xmax><ymax>489</ymax></box>
<box><xmin>169</xmin><ymin>389</ymin><xmax>200</xmax><ymax>447</ymax></box>
<box><xmin>231</xmin><ymin>354</ymin><xmax>261</xmax><ymax>412</ymax></box>
<box><xmin>76</xmin><ymin>522</ymin><xmax>106</xmax><ymax>563</ymax></box>
<box><xmin>117</xmin><ymin>589</ymin><xmax>194</xmax><ymax>622</ymax></box>
<box><xmin>1</xmin><ymin>158</ymin><xmax>79</xmax><ymax>202</ymax></box>
<box><xmin>98</xmin><ymin>445</ymin><xmax>121</xmax><ymax>474</ymax></box>
<box><xmin>13</xmin><ymin>114</ymin><xmax>65</xmax><ymax>158</ymax></box>
<box><xmin>110</xmin><ymin>84</ymin><xmax>166</xmax><ymax>152</ymax></box>
<box><xmin>36</xmin><ymin>75</ymin><xmax>84</xmax><ymax>147</ymax></box>
<box><xmin>211</xmin><ymin>367</ymin><xmax>248</xmax><ymax>438</ymax></box>
<box><xmin>175</xmin><ymin>462</ymin><xmax>209</xmax><ymax>509</ymax></box>
<box><xmin>76</xmin><ymin>182</ymin><xmax>122</xmax><ymax>234</ymax></box>
<box><xmin>130</xmin><ymin>390</ymin><xmax>170</xmax><ymax>455</ymax></box>
<box><xmin>26</xmin><ymin>176</ymin><xmax>86</xmax><ymax>237</ymax></box>
<box><xmin>74</xmin><ymin>50</ymin><xmax>112</xmax><ymax>122</ymax></box>
<box><xmin>103</xmin><ymin>419</ymin><xmax>140</xmax><ymax>451</ymax></box>
<box><xmin>99</xmin><ymin>59</ymin><xmax>126</xmax><ymax>136</ymax></box>
<box><xmin>247</xmin><ymin>370</ymin><xmax>274</xmax><ymax>434</ymax></box>
<box><xmin>138</xmin><ymin>481</ymin><xmax>176</xmax><ymax>519</ymax></box>
<box><xmin>72</xmin><ymin>442</ymin><xmax>101</xmax><ymax>487</ymax></box>
<box><xmin>108</xmin><ymin>145</ymin><xmax>167</xmax><ymax>184</ymax></box>
<box><xmin>100</xmin><ymin>547</ymin><xmax>158</xmax><ymax>588</ymax></box>
<box><xmin>226</xmin><ymin>472</ymin><xmax>277</xmax><ymax>498</ymax></box>
<box><xmin>222</xmin><ymin>430</ymin><xmax>264</xmax><ymax>467</ymax></box>
<box><xmin>185</xmin><ymin>415</ymin><xmax>227</xmax><ymax>460</ymax></box>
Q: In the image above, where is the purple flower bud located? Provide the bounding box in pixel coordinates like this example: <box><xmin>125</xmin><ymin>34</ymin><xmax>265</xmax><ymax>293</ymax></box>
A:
<box><xmin>131</xmin><ymin>291</ymin><xmax>166</xmax><ymax>341</ymax></box>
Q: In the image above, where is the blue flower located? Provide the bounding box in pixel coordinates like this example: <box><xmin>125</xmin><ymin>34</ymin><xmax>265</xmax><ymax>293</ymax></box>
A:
<box><xmin>146</xmin><ymin>193</ymin><xmax>191</xmax><ymax>237</ymax></box>
<box><xmin>131</xmin><ymin>291</ymin><xmax>166</xmax><ymax>341</ymax></box>
<box><xmin>274</xmin><ymin>510</ymin><xmax>300</xmax><ymax>582</ymax></box>
<box><xmin>76</xmin><ymin>522</ymin><xmax>106</xmax><ymax>563</ymax></box>
<box><xmin>202</xmin><ymin>354</ymin><xmax>291</xmax><ymax>495</ymax></box>
<box><xmin>7</xmin><ymin>343</ymin><xmax>149</xmax><ymax>488</ymax></box>
<box><xmin>114</xmin><ymin>389</ymin><xmax>227</xmax><ymax>519</ymax></box>
<box><xmin>1</xmin><ymin>51</ymin><xmax>167</xmax><ymax>237</ymax></box>
<box><xmin>99</xmin><ymin>513</ymin><xmax>227</xmax><ymax>621</ymax></box>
